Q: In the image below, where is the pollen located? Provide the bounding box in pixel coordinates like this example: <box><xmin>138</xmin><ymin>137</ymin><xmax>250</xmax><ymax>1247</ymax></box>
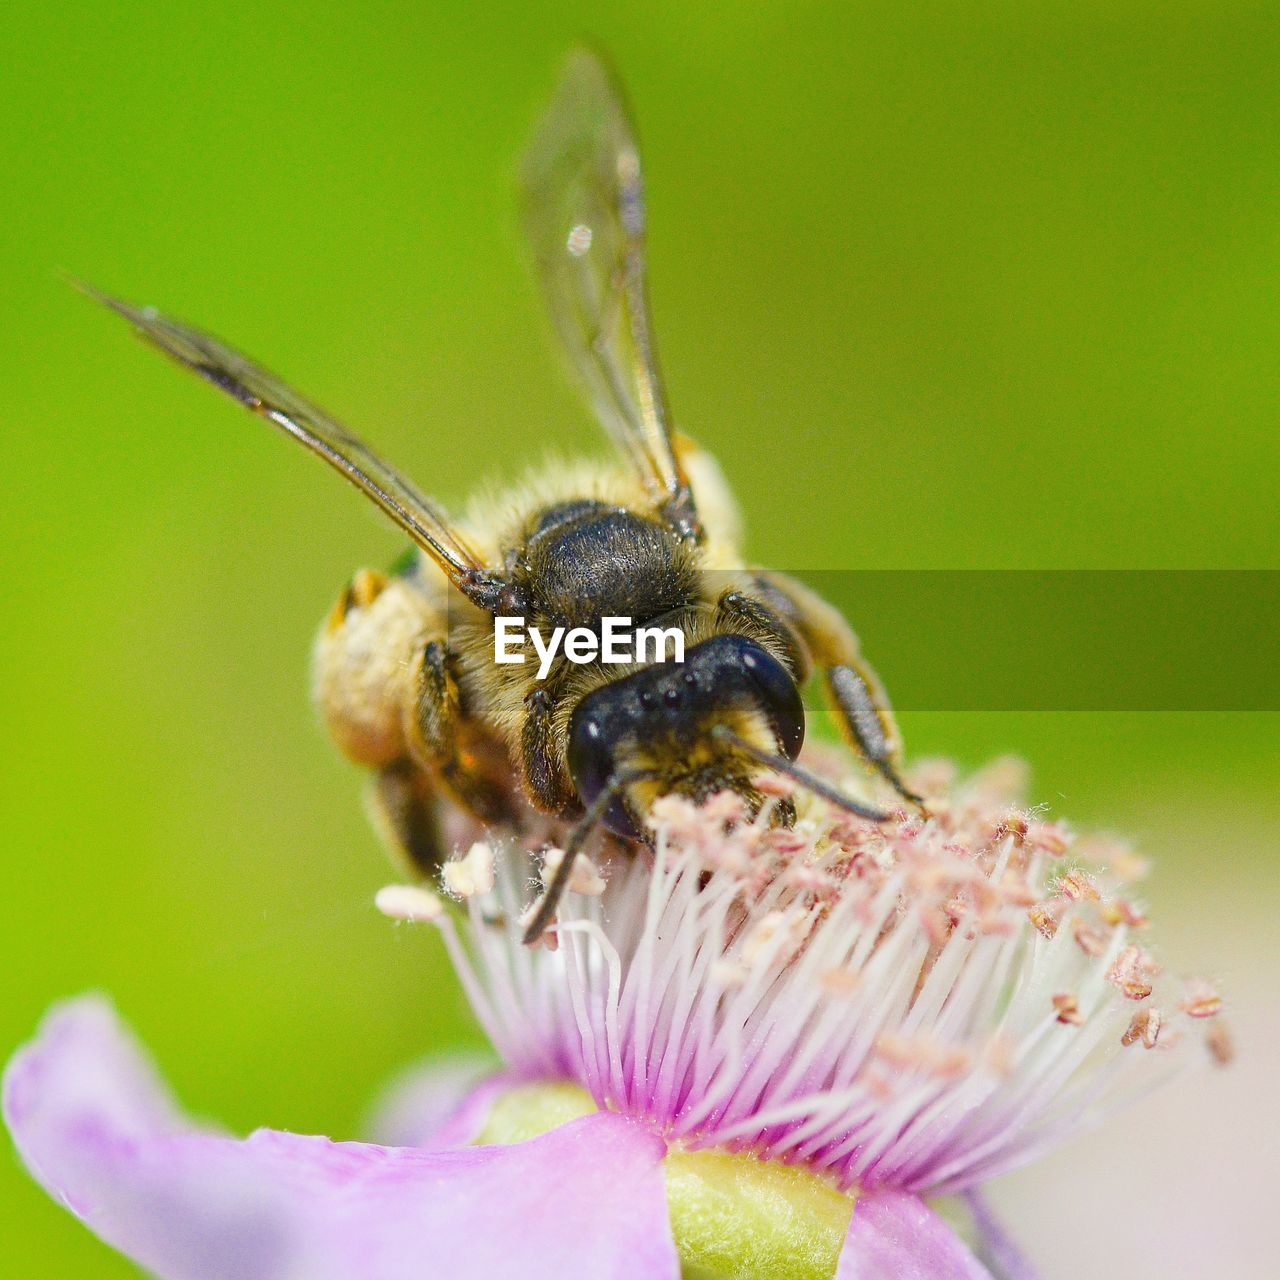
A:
<box><xmin>374</xmin><ymin>883</ymin><xmax>444</xmax><ymax>923</ymax></box>
<box><xmin>1178</xmin><ymin>979</ymin><xmax>1223</xmax><ymax>1019</ymax></box>
<box><xmin>1052</xmin><ymin>993</ymin><xmax>1084</xmax><ymax>1025</ymax></box>
<box><xmin>1107</xmin><ymin>944</ymin><xmax>1158</xmax><ymax>1001</ymax></box>
<box><xmin>1028</xmin><ymin>904</ymin><xmax>1062</xmax><ymax>939</ymax></box>
<box><xmin>1206</xmin><ymin>1019</ymin><xmax>1235</xmax><ymax>1067</ymax></box>
<box><xmin>1028</xmin><ymin>821</ymin><xmax>1072</xmax><ymax>857</ymax></box>
<box><xmin>742</xmin><ymin>909</ymin><xmax>809</xmax><ymax>966</ymax></box>
<box><xmin>1122</xmin><ymin>1007</ymin><xmax>1162</xmax><ymax>1049</ymax></box>
<box><xmin>443</xmin><ymin>842</ymin><xmax>497</xmax><ymax>899</ymax></box>
<box><xmin>1071</xmin><ymin>919</ymin><xmax>1109</xmax><ymax>957</ymax></box>
<box><xmin>1056</xmin><ymin>869</ymin><xmax>1102</xmax><ymax>902</ymax></box>
<box><xmin>1102</xmin><ymin>897</ymin><xmax>1150</xmax><ymax>930</ymax></box>
<box><xmin>540</xmin><ymin>849</ymin><xmax>608</xmax><ymax>897</ymax></box>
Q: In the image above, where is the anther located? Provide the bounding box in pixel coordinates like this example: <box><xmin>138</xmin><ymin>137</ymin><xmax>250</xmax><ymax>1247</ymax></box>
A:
<box><xmin>374</xmin><ymin>883</ymin><xmax>444</xmax><ymax>923</ymax></box>
<box><xmin>443</xmin><ymin>842</ymin><xmax>496</xmax><ymax>898</ymax></box>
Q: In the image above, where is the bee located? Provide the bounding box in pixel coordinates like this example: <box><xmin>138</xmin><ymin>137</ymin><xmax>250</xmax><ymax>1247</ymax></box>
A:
<box><xmin>85</xmin><ymin>50</ymin><xmax>920</xmax><ymax>942</ymax></box>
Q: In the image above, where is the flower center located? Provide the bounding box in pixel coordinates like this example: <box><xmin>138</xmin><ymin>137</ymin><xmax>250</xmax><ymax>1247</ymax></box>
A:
<box><xmin>474</xmin><ymin>1082</ymin><xmax>855</xmax><ymax>1280</ymax></box>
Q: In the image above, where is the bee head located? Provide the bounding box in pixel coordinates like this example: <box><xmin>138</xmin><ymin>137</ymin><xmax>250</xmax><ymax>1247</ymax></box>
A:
<box><xmin>567</xmin><ymin>634</ymin><xmax>805</xmax><ymax>838</ymax></box>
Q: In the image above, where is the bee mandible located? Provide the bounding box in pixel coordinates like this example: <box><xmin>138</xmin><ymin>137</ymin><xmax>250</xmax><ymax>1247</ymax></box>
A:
<box><xmin>86</xmin><ymin>50</ymin><xmax>921</xmax><ymax>942</ymax></box>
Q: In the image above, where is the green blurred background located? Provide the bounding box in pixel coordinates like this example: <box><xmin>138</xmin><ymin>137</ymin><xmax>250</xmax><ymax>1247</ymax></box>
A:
<box><xmin>2</xmin><ymin>3</ymin><xmax>1276</xmax><ymax>1275</ymax></box>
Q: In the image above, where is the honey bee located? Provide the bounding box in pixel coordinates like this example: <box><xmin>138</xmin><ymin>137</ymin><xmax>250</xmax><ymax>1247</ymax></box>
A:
<box><xmin>86</xmin><ymin>50</ymin><xmax>920</xmax><ymax>941</ymax></box>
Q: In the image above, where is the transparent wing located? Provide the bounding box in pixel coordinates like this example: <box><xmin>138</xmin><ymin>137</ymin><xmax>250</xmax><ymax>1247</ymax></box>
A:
<box><xmin>520</xmin><ymin>49</ymin><xmax>699</xmax><ymax>539</ymax></box>
<box><xmin>82</xmin><ymin>285</ymin><xmax>492</xmax><ymax>588</ymax></box>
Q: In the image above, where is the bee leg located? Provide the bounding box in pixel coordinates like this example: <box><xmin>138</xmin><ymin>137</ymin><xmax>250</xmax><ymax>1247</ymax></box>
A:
<box><xmin>522</xmin><ymin>767</ymin><xmax>649</xmax><ymax>945</ymax></box>
<box><xmin>741</xmin><ymin>571</ymin><xmax>922</xmax><ymax>808</ymax></box>
<box><xmin>315</xmin><ymin>571</ymin><xmax>511</xmax><ymax>872</ymax></box>
<box><xmin>315</xmin><ymin>570</ymin><xmax>454</xmax><ymax>872</ymax></box>
<box><xmin>405</xmin><ymin>640</ymin><xmax>517</xmax><ymax>828</ymax></box>
<box><xmin>715</xmin><ymin>588</ymin><xmax>811</xmax><ymax>680</ymax></box>
<box><xmin>519</xmin><ymin>687</ymin><xmax>578</xmax><ymax>815</ymax></box>
<box><xmin>368</xmin><ymin>760</ymin><xmax>448</xmax><ymax>877</ymax></box>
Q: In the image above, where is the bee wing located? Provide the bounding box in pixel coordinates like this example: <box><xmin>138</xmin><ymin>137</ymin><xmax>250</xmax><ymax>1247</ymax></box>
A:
<box><xmin>82</xmin><ymin>285</ymin><xmax>492</xmax><ymax>588</ymax></box>
<box><xmin>520</xmin><ymin>49</ymin><xmax>700</xmax><ymax>539</ymax></box>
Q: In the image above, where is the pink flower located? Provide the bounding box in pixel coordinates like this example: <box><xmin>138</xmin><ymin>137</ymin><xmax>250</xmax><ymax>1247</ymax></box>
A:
<box><xmin>4</xmin><ymin>758</ymin><xmax>1225</xmax><ymax>1278</ymax></box>
<box><xmin>4</xmin><ymin>998</ymin><xmax>672</xmax><ymax>1279</ymax></box>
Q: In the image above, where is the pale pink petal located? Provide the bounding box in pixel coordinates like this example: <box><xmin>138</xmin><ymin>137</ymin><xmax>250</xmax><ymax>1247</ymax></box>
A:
<box><xmin>837</xmin><ymin>1190</ymin><xmax>993</xmax><ymax>1280</ymax></box>
<box><xmin>962</xmin><ymin>1189</ymin><xmax>1039</xmax><ymax>1279</ymax></box>
<box><xmin>365</xmin><ymin>1053</ymin><xmax>512</xmax><ymax>1148</ymax></box>
<box><xmin>4</xmin><ymin>997</ymin><xmax>678</xmax><ymax>1280</ymax></box>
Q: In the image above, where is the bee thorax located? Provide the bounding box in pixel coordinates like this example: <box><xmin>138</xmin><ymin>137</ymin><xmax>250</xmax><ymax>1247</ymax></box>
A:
<box><xmin>517</xmin><ymin>503</ymin><xmax>697</xmax><ymax>632</ymax></box>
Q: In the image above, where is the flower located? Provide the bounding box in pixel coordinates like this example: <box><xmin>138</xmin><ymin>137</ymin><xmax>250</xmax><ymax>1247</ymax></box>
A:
<box><xmin>4</xmin><ymin>998</ymin><xmax>672</xmax><ymax>1280</ymax></box>
<box><xmin>5</xmin><ymin>756</ymin><xmax>1226</xmax><ymax>1278</ymax></box>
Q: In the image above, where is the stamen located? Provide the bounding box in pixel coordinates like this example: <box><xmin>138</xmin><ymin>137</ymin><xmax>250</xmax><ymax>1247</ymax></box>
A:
<box><xmin>1179</xmin><ymin>979</ymin><xmax>1223</xmax><ymax>1019</ymax></box>
<box><xmin>408</xmin><ymin>759</ymin><xmax>1224</xmax><ymax>1196</ymax></box>
<box><xmin>1122</xmin><ymin>1008</ymin><xmax>1162</xmax><ymax>1049</ymax></box>
<box><xmin>1052</xmin><ymin>993</ymin><xmax>1084</xmax><ymax>1026</ymax></box>
<box><xmin>1206</xmin><ymin>1019</ymin><xmax>1235</xmax><ymax>1066</ymax></box>
<box><xmin>1107</xmin><ymin>945</ymin><xmax>1157</xmax><ymax>1001</ymax></box>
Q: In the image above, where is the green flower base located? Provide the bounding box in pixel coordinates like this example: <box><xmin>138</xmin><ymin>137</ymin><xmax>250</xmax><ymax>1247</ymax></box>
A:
<box><xmin>475</xmin><ymin>1083</ymin><xmax>855</xmax><ymax>1280</ymax></box>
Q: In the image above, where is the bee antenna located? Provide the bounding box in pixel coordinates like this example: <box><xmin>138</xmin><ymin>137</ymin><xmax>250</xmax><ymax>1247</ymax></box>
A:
<box><xmin>522</xmin><ymin>768</ymin><xmax>653</xmax><ymax>945</ymax></box>
<box><xmin>710</xmin><ymin>726</ymin><xmax>897</xmax><ymax>824</ymax></box>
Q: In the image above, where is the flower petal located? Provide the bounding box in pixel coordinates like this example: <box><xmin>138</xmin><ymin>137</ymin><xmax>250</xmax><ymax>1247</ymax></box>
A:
<box><xmin>961</xmin><ymin>1190</ymin><xmax>1040</xmax><ymax>1280</ymax></box>
<box><xmin>365</xmin><ymin>1052</ymin><xmax>511</xmax><ymax>1148</ymax></box>
<box><xmin>5</xmin><ymin>996</ymin><xmax>678</xmax><ymax>1280</ymax></box>
<box><xmin>837</xmin><ymin>1190</ymin><xmax>993</xmax><ymax>1280</ymax></box>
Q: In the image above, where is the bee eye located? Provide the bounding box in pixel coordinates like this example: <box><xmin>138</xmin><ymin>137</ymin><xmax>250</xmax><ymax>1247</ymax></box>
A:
<box><xmin>567</xmin><ymin>716</ymin><xmax>606</xmax><ymax>797</ymax></box>
<box><xmin>741</xmin><ymin>645</ymin><xmax>805</xmax><ymax>760</ymax></box>
<box><xmin>566</xmin><ymin>713</ymin><xmax>641</xmax><ymax>839</ymax></box>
